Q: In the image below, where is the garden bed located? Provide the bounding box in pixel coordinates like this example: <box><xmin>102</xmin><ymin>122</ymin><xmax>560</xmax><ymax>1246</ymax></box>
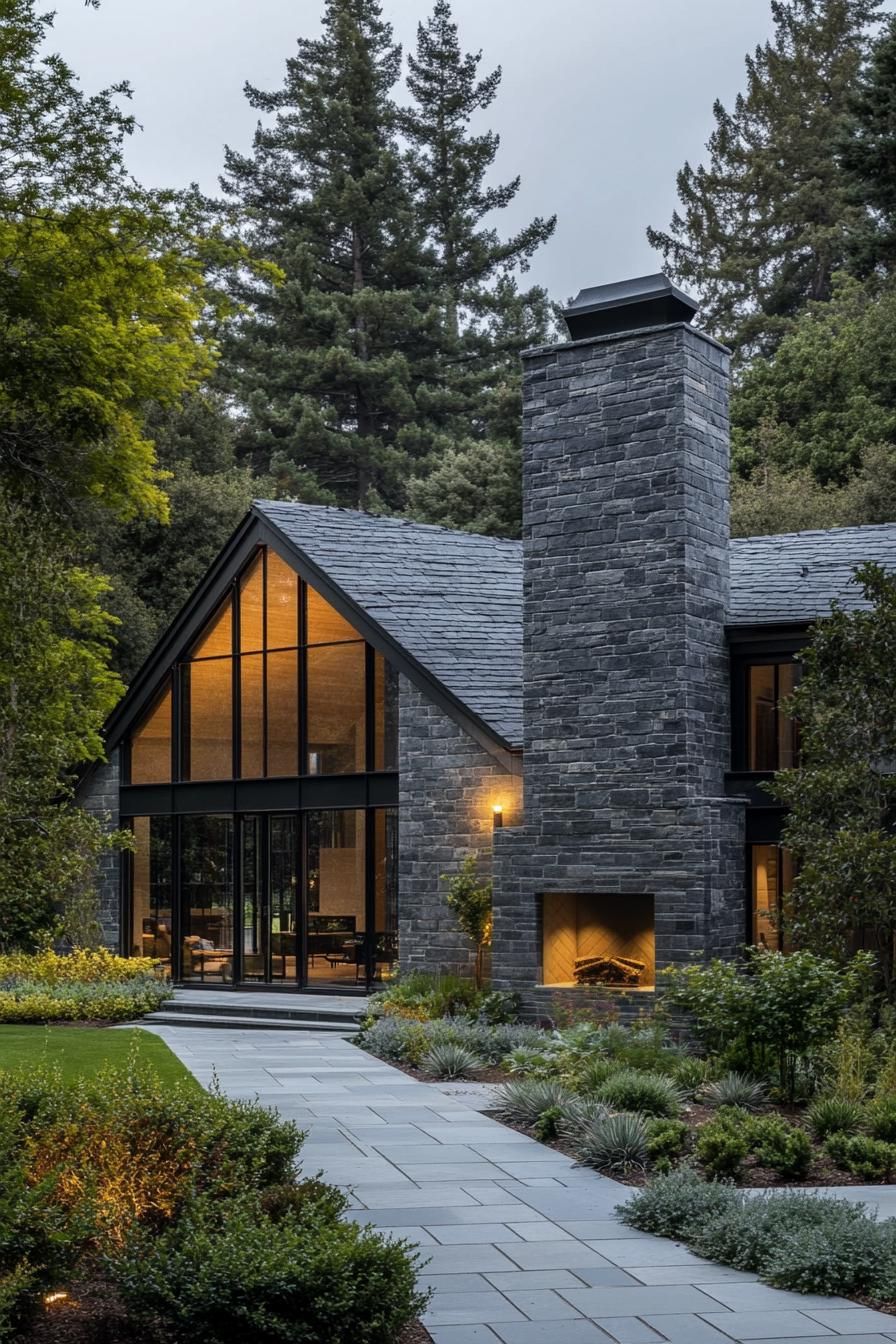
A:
<box><xmin>0</xmin><ymin>1058</ymin><xmax>427</xmax><ymax>1343</ymax></box>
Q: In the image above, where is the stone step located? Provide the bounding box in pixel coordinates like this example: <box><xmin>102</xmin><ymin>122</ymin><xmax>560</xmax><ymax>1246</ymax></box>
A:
<box><xmin>143</xmin><ymin>1010</ymin><xmax>358</xmax><ymax>1033</ymax></box>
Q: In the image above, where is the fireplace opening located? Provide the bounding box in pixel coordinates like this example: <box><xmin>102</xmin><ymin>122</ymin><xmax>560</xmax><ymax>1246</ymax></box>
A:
<box><xmin>541</xmin><ymin>893</ymin><xmax>655</xmax><ymax>989</ymax></box>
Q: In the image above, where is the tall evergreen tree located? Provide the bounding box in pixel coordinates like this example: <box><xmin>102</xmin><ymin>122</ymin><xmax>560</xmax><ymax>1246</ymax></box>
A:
<box><xmin>843</xmin><ymin>13</ymin><xmax>896</xmax><ymax>273</ymax></box>
<box><xmin>400</xmin><ymin>0</ymin><xmax>556</xmax><ymax>533</ymax></box>
<box><xmin>219</xmin><ymin>0</ymin><xmax>434</xmax><ymax>509</ymax></box>
<box><xmin>648</xmin><ymin>0</ymin><xmax>883</xmax><ymax>358</ymax></box>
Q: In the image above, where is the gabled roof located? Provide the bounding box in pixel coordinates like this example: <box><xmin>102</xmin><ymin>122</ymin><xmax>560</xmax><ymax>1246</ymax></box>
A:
<box><xmin>256</xmin><ymin>502</ymin><xmax>523</xmax><ymax>748</ymax></box>
<box><xmin>106</xmin><ymin>501</ymin><xmax>896</xmax><ymax>760</ymax></box>
<box><xmin>728</xmin><ymin>524</ymin><xmax>896</xmax><ymax>627</ymax></box>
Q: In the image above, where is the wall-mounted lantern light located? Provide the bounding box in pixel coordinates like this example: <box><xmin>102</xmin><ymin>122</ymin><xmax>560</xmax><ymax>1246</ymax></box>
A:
<box><xmin>492</xmin><ymin>804</ymin><xmax>503</xmax><ymax>830</ymax></box>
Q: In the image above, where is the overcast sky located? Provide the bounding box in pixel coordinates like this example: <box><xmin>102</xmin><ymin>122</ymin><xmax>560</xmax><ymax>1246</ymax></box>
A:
<box><xmin>49</xmin><ymin>0</ymin><xmax>785</xmax><ymax>301</ymax></box>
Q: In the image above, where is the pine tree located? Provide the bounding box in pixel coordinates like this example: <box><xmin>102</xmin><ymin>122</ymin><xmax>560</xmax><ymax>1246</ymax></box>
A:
<box><xmin>648</xmin><ymin>0</ymin><xmax>883</xmax><ymax>358</ymax></box>
<box><xmin>400</xmin><ymin>0</ymin><xmax>556</xmax><ymax>532</ymax></box>
<box><xmin>843</xmin><ymin>14</ymin><xmax>896</xmax><ymax>273</ymax></box>
<box><xmin>219</xmin><ymin>0</ymin><xmax>434</xmax><ymax>509</ymax></box>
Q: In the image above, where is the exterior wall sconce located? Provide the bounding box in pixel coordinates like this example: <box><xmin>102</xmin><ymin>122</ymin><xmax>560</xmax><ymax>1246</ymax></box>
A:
<box><xmin>492</xmin><ymin>804</ymin><xmax>503</xmax><ymax>829</ymax></box>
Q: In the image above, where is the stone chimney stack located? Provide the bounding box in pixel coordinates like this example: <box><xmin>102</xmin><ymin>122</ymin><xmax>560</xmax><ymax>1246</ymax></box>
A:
<box><xmin>491</xmin><ymin>274</ymin><xmax>746</xmax><ymax>1011</ymax></box>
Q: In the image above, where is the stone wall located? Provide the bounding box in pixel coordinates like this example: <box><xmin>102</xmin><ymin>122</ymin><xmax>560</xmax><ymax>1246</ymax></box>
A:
<box><xmin>398</xmin><ymin>677</ymin><xmax>521</xmax><ymax>978</ymax></box>
<box><xmin>77</xmin><ymin>750</ymin><xmax>122</xmax><ymax>950</ymax></box>
<box><xmin>492</xmin><ymin>320</ymin><xmax>746</xmax><ymax>1017</ymax></box>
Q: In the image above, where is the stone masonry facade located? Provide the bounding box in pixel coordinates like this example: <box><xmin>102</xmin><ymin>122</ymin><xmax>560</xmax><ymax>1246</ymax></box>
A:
<box><xmin>398</xmin><ymin>677</ymin><xmax>522</xmax><ymax>979</ymax></box>
<box><xmin>490</xmin><ymin>321</ymin><xmax>746</xmax><ymax>1017</ymax></box>
<box><xmin>78</xmin><ymin>750</ymin><xmax>122</xmax><ymax>950</ymax></box>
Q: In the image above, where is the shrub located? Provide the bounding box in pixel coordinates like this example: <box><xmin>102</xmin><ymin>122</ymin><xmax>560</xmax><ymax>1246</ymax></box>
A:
<box><xmin>695</xmin><ymin>1111</ymin><xmax>752</xmax><ymax>1179</ymax></box>
<box><xmin>645</xmin><ymin>1118</ymin><xmax>689</xmax><ymax>1171</ymax></box>
<box><xmin>421</xmin><ymin>1042</ymin><xmax>483</xmax><ymax>1080</ymax></box>
<box><xmin>825</xmin><ymin>1133</ymin><xmax>896</xmax><ymax>1181</ymax></box>
<box><xmin>476</xmin><ymin>991</ymin><xmax>520</xmax><ymax>1025</ymax></box>
<box><xmin>575</xmin><ymin>1111</ymin><xmax>648</xmax><ymax>1173</ymax></box>
<box><xmin>595</xmin><ymin>1069</ymin><xmax>684</xmax><ymax>1119</ymax></box>
<box><xmin>672</xmin><ymin>1056</ymin><xmax>715</xmax><ymax>1097</ymax></box>
<box><xmin>0</xmin><ymin>949</ymin><xmax>159</xmax><ymax>985</ymax></box>
<box><xmin>111</xmin><ymin>1193</ymin><xmax>428</xmax><ymax>1344</ymax></box>
<box><xmin>701</xmin><ymin>1072</ymin><xmax>766</xmax><ymax>1111</ymax></box>
<box><xmin>359</xmin><ymin>1016</ymin><xmax>428</xmax><ymax>1066</ymax></box>
<box><xmin>556</xmin><ymin>1096</ymin><xmax>609</xmax><ymax>1144</ymax></box>
<box><xmin>0</xmin><ymin>977</ymin><xmax>171</xmax><ymax>1023</ymax></box>
<box><xmin>491</xmin><ymin>1079</ymin><xmax>571</xmax><ymax>1128</ymax></box>
<box><xmin>617</xmin><ymin>1168</ymin><xmax>739</xmax><ymax>1240</ymax></box>
<box><xmin>662</xmin><ymin>947</ymin><xmax>875</xmax><ymax>1102</ymax></box>
<box><xmin>867</xmin><ymin>1096</ymin><xmax>896</xmax><ymax>1142</ymax></box>
<box><xmin>569</xmin><ymin>1056</ymin><xmax>619</xmax><ymax>1093</ymax></box>
<box><xmin>763</xmin><ymin>1219</ymin><xmax>890</xmax><ymax>1297</ymax></box>
<box><xmin>533</xmin><ymin>1106</ymin><xmax>563</xmax><ymax>1142</ymax></box>
<box><xmin>750</xmin><ymin>1116</ymin><xmax>813</xmax><ymax>1180</ymax></box>
<box><xmin>806</xmin><ymin>1096</ymin><xmax>865</xmax><ymax>1141</ymax></box>
<box><xmin>366</xmin><ymin>970</ymin><xmax>481</xmax><ymax>1023</ymax></box>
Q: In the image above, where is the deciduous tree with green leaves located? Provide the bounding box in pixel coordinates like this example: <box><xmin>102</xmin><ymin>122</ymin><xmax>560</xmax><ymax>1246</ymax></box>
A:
<box><xmin>443</xmin><ymin>855</ymin><xmax>492</xmax><ymax>988</ymax></box>
<box><xmin>772</xmin><ymin>563</ymin><xmax>896</xmax><ymax>995</ymax></box>
<box><xmin>649</xmin><ymin>0</ymin><xmax>882</xmax><ymax>358</ymax></box>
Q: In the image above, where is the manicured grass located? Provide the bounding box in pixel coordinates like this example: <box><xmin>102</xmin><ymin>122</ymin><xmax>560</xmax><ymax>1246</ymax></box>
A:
<box><xmin>0</xmin><ymin>1025</ymin><xmax>200</xmax><ymax>1089</ymax></box>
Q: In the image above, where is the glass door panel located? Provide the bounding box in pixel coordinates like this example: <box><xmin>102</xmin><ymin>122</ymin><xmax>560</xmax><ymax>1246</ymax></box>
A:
<box><xmin>373</xmin><ymin>808</ymin><xmax>398</xmax><ymax>984</ymax></box>
<box><xmin>241</xmin><ymin>815</ymin><xmax>265</xmax><ymax>981</ymax></box>
<box><xmin>270</xmin><ymin>815</ymin><xmax>299</xmax><ymax>983</ymax></box>
<box><xmin>180</xmin><ymin>815</ymin><xmax>234</xmax><ymax>983</ymax></box>
<box><xmin>306</xmin><ymin>809</ymin><xmax>366</xmax><ymax>987</ymax></box>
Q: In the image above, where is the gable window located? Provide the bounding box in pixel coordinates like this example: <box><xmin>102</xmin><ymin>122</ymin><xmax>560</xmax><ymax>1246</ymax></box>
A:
<box><xmin>129</xmin><ymin>685</ymin><xmax>172</xmax><ymax>784</ymax></box>
<box><xmin>127</xmin><ymin>546</ymin><xmax>398</xmax><ymax>784</ymax></box>
<box><xmin>746</xmin><ymin>662</ymin><xmax>800</xmax><ymax>771</ymax></box>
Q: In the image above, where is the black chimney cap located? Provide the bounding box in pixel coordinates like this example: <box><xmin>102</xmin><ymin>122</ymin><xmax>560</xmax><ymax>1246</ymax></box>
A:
<box><xmin>562</xmin><ymin>273</ymin><xmax>699</xmax><ymax>341</ymax></box>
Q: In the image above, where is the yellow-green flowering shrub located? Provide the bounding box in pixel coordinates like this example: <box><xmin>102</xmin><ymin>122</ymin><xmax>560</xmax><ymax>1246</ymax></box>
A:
<box><xmin>0</xmin><ymin>949</ymin><xmax>157</xmax><ymax>985</ymax></box>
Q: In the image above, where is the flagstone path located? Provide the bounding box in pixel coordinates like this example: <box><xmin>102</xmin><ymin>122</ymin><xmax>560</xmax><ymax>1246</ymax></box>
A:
<box><xmin>143</xmin><ymin>1024</ymin><xmax>896</xmax><ymax>1344</ymax></box>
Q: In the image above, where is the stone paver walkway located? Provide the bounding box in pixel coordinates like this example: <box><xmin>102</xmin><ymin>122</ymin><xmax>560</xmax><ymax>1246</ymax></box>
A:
<box><xmin>144</xmin><ymin>1024</ymin><xmax>896</xmax><ymax>1344</ymax></box>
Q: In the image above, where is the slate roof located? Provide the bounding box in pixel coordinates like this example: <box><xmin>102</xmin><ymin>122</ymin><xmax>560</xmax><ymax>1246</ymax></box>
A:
<box><xmin>728</xmin><ymin>525</ymin><xmax>896</xmax><ymax>627</ymax></box>
<box><xmin>256</xmin><ymin>501</ymin><xmax>524</xmax><ymax>748</ymax></box>
<box><xmin>258</xmin><ymin>504</ymin><xmax>896</xmax><ymax>749</ymax></box>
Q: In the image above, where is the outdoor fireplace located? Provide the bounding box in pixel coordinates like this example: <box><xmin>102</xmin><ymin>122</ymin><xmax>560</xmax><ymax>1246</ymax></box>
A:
<box><xmin>541</xmin><ymin>893</ymin><xmax>655</xmax><ymax>989</ymax></box>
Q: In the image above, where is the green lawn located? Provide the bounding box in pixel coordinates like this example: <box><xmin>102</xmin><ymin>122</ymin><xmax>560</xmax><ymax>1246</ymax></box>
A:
<box><xmin>0</xmin><ymin>1025</ymin><xmax>200</xmax><ymax>1088</ymax></box>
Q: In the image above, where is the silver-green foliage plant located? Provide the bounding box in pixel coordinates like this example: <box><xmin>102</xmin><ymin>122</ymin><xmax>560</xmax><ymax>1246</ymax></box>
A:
<box><xmin>491</xmin><ymin>1079</ymin><xmax>571</xmax><ymax>1128</ymax></box>
<box><xmin>574</xmin><ymin>1111</ymin><xmax>648</xmax><ymax>1173</ymax></box>
<box><xmin>421</xmin><ymin>1042</ymin><xmax>483</xmax><ymax>1080</ymax></box>
<box><xmin>701</xmin><ymin>1072</ymin><xmax>767</xmax><ymax>1111</ymax></box>
<box><xmin>621</xmin><ymin>1173</ymin><xmax>896</xmax><ymax>1303</ymax></box>
<box><xmin>556</xmin><ymin>1096</ymin><xmax>610</xmax><ymax>1143</ymax></box>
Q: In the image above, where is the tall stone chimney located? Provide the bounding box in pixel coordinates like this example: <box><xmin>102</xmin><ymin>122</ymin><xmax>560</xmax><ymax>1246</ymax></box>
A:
<box><xmin>491</xmin><ymin>274</ymin><xmax>746</xmax><ymax>1012</ymax></box>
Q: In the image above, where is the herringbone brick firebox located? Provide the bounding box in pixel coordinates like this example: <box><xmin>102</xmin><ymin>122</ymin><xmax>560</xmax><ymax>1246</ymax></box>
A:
<box><xmin>541</xmin><ymin>893</ymin><xmax>656</xmax><ymax>989</ymax></box>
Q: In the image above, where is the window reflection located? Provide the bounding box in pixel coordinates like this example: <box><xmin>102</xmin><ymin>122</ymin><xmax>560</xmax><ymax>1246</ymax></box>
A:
<box><xmin>306</xmin><ymin>810</ymin><xmax>366</xmax><ymax>984</ymax></box>
<box><xmin>180</xmin><ymin>815</ymin><xmax>234</xmax><ymax>982</ymax></box>
<box><xmin>751</xmin><ymin>844</ymin><xmax>794</xmax><ymax>951</ymax></box>
<box><xmin>130</xmin><ymin>685</ymin><xmax>172</xmax><ymax>784</ymax></box>
<box><xmin>747</xmin><ymin>663</ymin><xmax>800</xmax><ymax>770</ymax></box>
<box><xmin>307</xmin><ymin>642</ymin><xmax>366</xmax><ymax>774</ymax></box>
<box><xmin>183</xmin><ymin>658</ymin><xmax>233</xmax><ymax>781</ymax></box>
<box><xmin>130</xmin><ymin>816</ymin><xmax>172</xmax><ymax>967</ymax></box>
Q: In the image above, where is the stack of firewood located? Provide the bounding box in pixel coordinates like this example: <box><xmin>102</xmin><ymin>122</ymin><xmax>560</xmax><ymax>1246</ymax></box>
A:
<box><xmin>574</xmin><ymin>955</ymin><xmax>645</xmax><ymax>986</ymax></box>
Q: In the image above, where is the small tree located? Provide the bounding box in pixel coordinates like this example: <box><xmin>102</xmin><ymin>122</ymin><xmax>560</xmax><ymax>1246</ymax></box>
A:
<box><xmin>771</xmin><ymin>562</ymin><xmax>896</xmax><ymax>994</ymax></box>
<box><xmin>443</xmin><ymin>855</ymin><xmax>492</xmax><ymax>988</ymax></box>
